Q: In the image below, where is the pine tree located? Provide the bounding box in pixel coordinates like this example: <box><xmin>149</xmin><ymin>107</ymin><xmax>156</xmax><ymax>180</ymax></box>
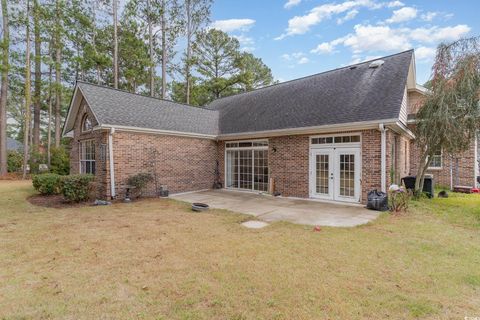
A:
<box><xmin>0</xmin><ymin>0</ymin><xmax>9</xmax><ymax>176</ymax></box>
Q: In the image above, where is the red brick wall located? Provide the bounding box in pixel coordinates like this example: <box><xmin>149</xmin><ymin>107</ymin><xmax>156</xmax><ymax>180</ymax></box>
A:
<box><xmin>108</xmin><ymin>132</ymin><xmax>218</xmax><ymax>198</ymax></box>
<box><xmin>69</xmin><ymin>99</ymin><xmax>109</xmax><ymax>198</ymax></box>
<box><xmin>362</xmin><ymin>130</ymin><xmax>382</xmax><ymax>201</ymax></box>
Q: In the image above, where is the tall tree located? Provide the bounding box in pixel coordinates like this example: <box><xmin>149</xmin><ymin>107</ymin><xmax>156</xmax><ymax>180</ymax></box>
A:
<box><xmin>112</xmin><ymin>0</ymin><xmax>118</xmax><ymax>89</ymax></box>
<box><xmin>32</xmin><ymin>0</ymin><xmax>41</xmax><ymax>148</ymax></box>
<box><xmin>182</xmin><ymin>0</ymin><xmax>211</xmax><ymax>104</ymax></box>
<box><xmin>236</xmin><ymin>52</ymin><xmax>274</xmax><ymax>92</ymax></box>
<box><xmin>193</xmin><ymin>29</ymin><xmax>241</xmax><ymax>100</ymax></box>
<box><xmin>23</xmin><ymin>0</ymin><xmax>32</xmax><ymax>179</ymax></box>
<box><xmin>0</xmin><ymin>0</ymin><xmax>9</xmax><ymax>176</ymax></box>
<box><xmin>414</xmin><ymin>37</ymin><xmax>480</xmax><ymax>194</ymax></box>
<box><xmin>54</xmin><ymin>0</ymin><xmax>63</xmax><ymax>147</ymax></box>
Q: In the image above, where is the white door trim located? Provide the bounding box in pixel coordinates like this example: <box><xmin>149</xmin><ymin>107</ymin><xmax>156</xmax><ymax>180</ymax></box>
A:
<box><xmin>309</xmin><ymin>149</ymin><xmax>334</xmax><ymax>200</ymax></box>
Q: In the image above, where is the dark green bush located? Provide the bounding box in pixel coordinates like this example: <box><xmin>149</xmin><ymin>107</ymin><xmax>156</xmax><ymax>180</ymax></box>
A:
<box><xmin>29</xmin><ymin>148</ymin><xmax>47</xmax><ymax>174</ymax></box>
<box><xmin>61</xmin><ymin>174</ymin><xmax>95</xmax><ymax>202</ymax></box>
<box><xmin>32</xmin><ymin>173</ymin><xmax>62</xmax><ymax>195</ymax></box>
<box><xmin>7</xmin><ymin>151</ymin><xmax>23</xmax><ymax>172</ymax></box>
<box><xmin>50</xmin><ymin>146</ymin><xmax>70</xmax><ymax>175</ymax></box>
<box><xmin>127</xmin><ymin>173</ymin><xmax>153</xmax><ymax>197</ymax></box>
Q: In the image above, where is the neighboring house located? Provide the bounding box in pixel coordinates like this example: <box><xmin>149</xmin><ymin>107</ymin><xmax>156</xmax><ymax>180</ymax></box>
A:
<box><xmin>63</xmin><ymin>50</ymin><xmax>478</xmax><ymax>204</ymax></box>
<box><xmin>7</xmin><ymin>137</ymin><xmax>23</xmax><ymax>152</ymax></box>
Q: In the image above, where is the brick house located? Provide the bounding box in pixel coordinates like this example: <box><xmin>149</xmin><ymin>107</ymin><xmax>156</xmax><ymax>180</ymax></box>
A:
<box><xmin>62</xmin><ymin>50</ymin><xmax>479</xmax><ymax>204</ymax></box>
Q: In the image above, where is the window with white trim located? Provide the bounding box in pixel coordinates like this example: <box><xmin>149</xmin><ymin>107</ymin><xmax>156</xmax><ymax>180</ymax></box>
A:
<box><xmin>80</xmin><ymin>140</ymin><xmax>96</xmax><ymax>174</ymax></box>
<box><xmin>82</xmin><ymin>114</ymin><xmax>93</xmax><ymax>132</ymax></box>
<box><xmin>428</xmin><ymin>149</ymin><xmax>442</xmax><ymax>169</ymax></box>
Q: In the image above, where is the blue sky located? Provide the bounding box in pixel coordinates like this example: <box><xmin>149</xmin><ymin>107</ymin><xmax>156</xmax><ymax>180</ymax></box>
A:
<box><xmin>210</xmin><ymin>0</ymin><xmax>478</xmax><ymax>85</ymax></box>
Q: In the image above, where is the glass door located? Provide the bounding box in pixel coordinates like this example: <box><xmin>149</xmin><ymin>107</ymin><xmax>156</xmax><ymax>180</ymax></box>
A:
<box><xmin>225</xmin><ymin>144</ymin><xmax>269</xmax><ymax>192</ymax></box>
<box><xmin>310</xmin><ymin>149</ymin><xmax>333</xmax><ymax>199</ymax></box>
<box><xmin>334</xmin><ymin>148</ymin><xmax>360</xmax><ymax>202</ymax></box>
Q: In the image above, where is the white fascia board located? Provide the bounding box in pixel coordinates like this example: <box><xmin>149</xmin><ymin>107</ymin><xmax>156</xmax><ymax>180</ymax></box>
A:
<box><xmin>94</xmin><ymin>124</ymin><xmax>218</xmax><ymax>140</ymax></box>
<box><xmin>216</xmin><ymin>119</ymin><xmax>400</xmax><ymax>140</ymax></box>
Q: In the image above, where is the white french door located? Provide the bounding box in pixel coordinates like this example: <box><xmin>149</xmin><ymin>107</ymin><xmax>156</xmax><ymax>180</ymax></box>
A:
<box><xmin>310</xmin><ymin>148</ymin><xmax>361</xmax><ymax>202</ymax></box>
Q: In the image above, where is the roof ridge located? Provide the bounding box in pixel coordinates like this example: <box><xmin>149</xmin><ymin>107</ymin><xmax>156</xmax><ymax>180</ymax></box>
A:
<box><xmin>76</xmin><ymin>80</ymin><xmax>217</xmax><ymax>111</ymax></box>
<box><xmin>207</xmin><ymin>49</ymin><xmax>414</xmax><ymax>106</ymax></box>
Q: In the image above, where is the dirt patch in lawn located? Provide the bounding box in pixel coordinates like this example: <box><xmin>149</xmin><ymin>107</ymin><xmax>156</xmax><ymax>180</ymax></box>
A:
<box><xmin>27</xmin><ymin>194</ymin><xmax>91</xmax><ymax>209</ymax></box>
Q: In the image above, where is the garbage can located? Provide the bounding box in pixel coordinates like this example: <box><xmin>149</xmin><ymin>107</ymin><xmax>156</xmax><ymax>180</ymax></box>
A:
<box><xmin>401</xmin><ymin>175</ymin><xmax>434</xmax><ymax>198</ymax></box>
<box><xmin>366</xmin><ymin>190</ymin><xmax>388</xmax><ymax>211</ymax></box>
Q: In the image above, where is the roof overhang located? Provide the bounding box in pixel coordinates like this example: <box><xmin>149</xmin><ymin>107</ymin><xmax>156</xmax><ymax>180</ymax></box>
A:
<box><xmin>62</xmin><ymin>84</ymin><xmax>101</xmax><ymax>137</ymax></box>
<box><xmin>93</xmin><ymin>124</ymin><xmax>218</xmax><ymax>140</ymax></box>
<box><xmin>216</xmin><ymin>119</ymin><xmax>409</xmax><ymax>140</ymax></box>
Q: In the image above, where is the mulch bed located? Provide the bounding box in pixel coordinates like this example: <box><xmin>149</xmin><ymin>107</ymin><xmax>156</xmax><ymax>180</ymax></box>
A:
<box><xmin>28</xmin><ymin>194</ymin><xmax>91</xmax><ymax>209</ymax></box>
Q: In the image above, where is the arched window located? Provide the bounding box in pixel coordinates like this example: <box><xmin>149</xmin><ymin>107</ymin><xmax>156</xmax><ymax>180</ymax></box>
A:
<box><xmin>82</xmin><ymin>114</ymin><xmax>92</xmax><ymax>132</ymax></box>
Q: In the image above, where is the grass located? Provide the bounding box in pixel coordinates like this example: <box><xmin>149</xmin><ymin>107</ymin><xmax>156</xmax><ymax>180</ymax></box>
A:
<box><xmin>1</xmin><ymin>181</ymin><xmax>480</xmax><ymax>319</ymax></box>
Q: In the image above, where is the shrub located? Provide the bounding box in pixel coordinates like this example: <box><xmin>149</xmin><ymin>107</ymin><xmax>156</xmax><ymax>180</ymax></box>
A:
<box><xmin>29</xmin><ymin>148</ymin><xmax>47</xmax><ymax>174</ymax></box>
<box><xmin>127</xmin><ymin>173</ymin><xmax>153</xmax><ymax>198</ymax></box>
<box><xmin>32</xmin><ymin>173</ymin><xmax>62</xmax><ymax>195</ymax></box>
<box><xmin>7</xmin><ymin>151</ymin><xmax>23</xmax><ymax>172</ymax></box>
<box><xmin>50</xmin><ymin>146</ymin><xmax>70</xmax><ymax>175</ymax></box>
<box><xmin>388</xmin><ymin>185</ymin><xmax>411</xmax><ymax>213</ymax></box>
<box><xmin>61</xmin><ymin>174</ymin><xmax>95</xmax><ymax>202</ymax></box>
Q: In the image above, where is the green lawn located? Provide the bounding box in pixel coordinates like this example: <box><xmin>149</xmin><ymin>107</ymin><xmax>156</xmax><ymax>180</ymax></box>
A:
<box><xmin>1</xmin><ymin>180</ymin><xmax>479</xmax><ymax>319</ymax></box>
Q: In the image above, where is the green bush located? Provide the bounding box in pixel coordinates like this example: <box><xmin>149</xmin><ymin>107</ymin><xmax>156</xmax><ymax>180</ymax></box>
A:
<box><xmin>50</xmin><ymin>146</ymin><xmax>70</xmax><ymax>175</ymax></box>
<box><xmin>32</xmin><ymin>173</ymin><xmax>62</xmax><ymax>195</ymax></box>
<box><xmin>7</xmin><ymin>151</ymin><xmax>23</xmax><ymax>172</ymax></box>
<box><xmin>127</xmin><ymin>173</ymin><xmax>153</xmax><ymax>197</ymax></box>
<box><xmin>61</xmin><ymin>174</ymin><xmax>95</xmax><ymax>202</ymax></box>
<box><xmin>29</xmin><ymin>148</ymin><xmax>47</xmax><ymax>174</ymax></box>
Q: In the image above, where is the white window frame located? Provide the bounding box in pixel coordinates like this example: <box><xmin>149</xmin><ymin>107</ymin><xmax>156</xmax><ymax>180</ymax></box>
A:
<box><xmin>310</xmin><ymin>133</ymin><xmax>362</xmax><ymax>148</ymax></box>
<box><xmin>224</xmin><ymin>139</ymin><xmax>269</xmax><ymax>192</ymax></box>
<box><xmin>428</xmin><ymin>149</ymin><xmax>443</xmax><ymax>170</ymax></box>
<box><xmin>81</xmin><ymin>114</ymin><xmax>93</xmax><ymax>133</ymax></box>
<box><xmin>79</xmin><ymin>139</ymin><xmax>96</xmax><ymax>175</ymax></box>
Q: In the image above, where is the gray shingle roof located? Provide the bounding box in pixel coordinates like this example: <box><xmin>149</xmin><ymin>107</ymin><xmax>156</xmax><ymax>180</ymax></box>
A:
<box><xmin>72</xmin><ymin>50</ymin><xmax>413</xmax><ymax>137</ymax></box>
<box><xmin>208</xmin><ymin>50</ymin><xmax>413</xmax><ymax>135</ymax></box>
<box><xmin>77</xmin><ymin>82</ymin><xmax>219</xmax><ymax>136</ymax></box>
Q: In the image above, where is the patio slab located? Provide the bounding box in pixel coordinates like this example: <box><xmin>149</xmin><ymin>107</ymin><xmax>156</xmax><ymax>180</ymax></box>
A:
<box><xmin>171</xmin><ymin>189</ymin><xmax>380</xmax><ymax>227</ymax></box>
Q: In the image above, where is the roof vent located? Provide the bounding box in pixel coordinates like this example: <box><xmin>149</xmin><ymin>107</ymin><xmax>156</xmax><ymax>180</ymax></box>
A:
<box><xmin>349</xmin><ymin>66</ymin><xmax>357</xmax><ymax>70</ymax></box>
<box><xmin>369</xmin><ymin>60</ymin><xmax>385</xmax><ymax>68</ymax></box>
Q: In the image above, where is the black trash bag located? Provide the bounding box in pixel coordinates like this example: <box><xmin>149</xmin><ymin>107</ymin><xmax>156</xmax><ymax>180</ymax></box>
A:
<box><xmin>366</xmin><ymin>189</ymin><xmax>388</xmax><ymax>211</ymax></box>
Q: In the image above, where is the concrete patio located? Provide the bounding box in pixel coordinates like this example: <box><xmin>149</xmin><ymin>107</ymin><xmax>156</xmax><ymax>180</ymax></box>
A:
<box><xmin>171</xmin><ymin>189</ymin><xmax>380</xmax><ymax>227</ymax></box>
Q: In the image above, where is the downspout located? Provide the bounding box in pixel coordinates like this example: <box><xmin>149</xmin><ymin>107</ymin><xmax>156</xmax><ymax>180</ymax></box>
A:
<box><xmin>108</xmin><ymin>127</ymin><xmax>116</xmax><ymax>199</ymax></box>
<box><xmin>379</xmin><ymin>123</ymin><xmax>387</xmax><ymax>193</ymax></box>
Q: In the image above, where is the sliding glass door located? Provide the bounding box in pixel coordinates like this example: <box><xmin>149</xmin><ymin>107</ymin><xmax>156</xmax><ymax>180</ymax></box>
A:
<box><xmin>225</xmin><ymin>141</ymin><xmax>269</xmax><ymax>192</ymax></box>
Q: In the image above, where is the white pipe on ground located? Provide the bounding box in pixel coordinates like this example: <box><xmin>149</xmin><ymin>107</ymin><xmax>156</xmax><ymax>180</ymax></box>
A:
<box><xmin>109</xmin><ymin>127</ymin><xmax>116</xmax><ymax>199</ymax></box>
<box><xmin>379</xmin><ymin>123</ymin><xmax>387</xmax><ymax>193</ymax></box>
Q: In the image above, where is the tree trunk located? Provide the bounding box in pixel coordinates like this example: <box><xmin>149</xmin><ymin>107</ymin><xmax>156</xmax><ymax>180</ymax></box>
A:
<box><xmin>47</xmin><ymin>50</ymin><xmax>53</xmax><ymax>166</ymax></box>
<box><xmin>54</xmin><ymin>0</ymin><xmax>61</xmax><ymax>148</ymax></box>
<box><xmin>414</xmin><ymin>150</ymin><xmax>432</xmax><ymax>196</ymax></box>
<box><xmin>112</xmin><ymin>0</ymin><xmax>118</xmax><ymax>89</ymax></box>
<box><xmin>23</xmin><ymin>1</ymin><xmax>32</xmax><ymax>179</ymax></box>
<box><xmin>147</xmin><ymin>0</ymin><xmax>154</xmax><ymax>97</ymax></box>
<box><xmin>0</xmin><ymin>0</ymin><xmax>9</xmax><ymax>176</ymax></box>
<box><xmin>161</xmin><ymin>0</ymin><xmax>166</xmax><ymax>99</ymax></box>
<box><xmin>185</xmin><ymin>0</ymin><xmax>191</xmax><ymax>104</ymax></box>
<box><xmin>32</xmin><ymin>0</ymin><xmax>41</xmax><ymax>148</ymax></box>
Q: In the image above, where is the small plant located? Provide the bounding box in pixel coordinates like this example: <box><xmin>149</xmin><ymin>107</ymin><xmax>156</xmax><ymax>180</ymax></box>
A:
<box><xmin>388</xmin><ymin>185</ymin><xmax>411</xmax><ymax>213</ymax></box>
<box><xmin>32</xmin><ymin>173</ymin><xmax>62</xmax><ymax>195</ymax></box>
<box><xmin>61</xmin><ymin>174</ymin><xmax>95</xmax><ymax>202</ymax></box>
<box><xmin>29</xmin><ymin>148</ymin><xmax>47</xmax><ymax>174</ymax></box>
<box><xmin>50</xmin><ymin>146</ymin><xmax>70</xmax><ymax>175</ymax></box>
<box><xmin>127</xmin><ymin>173</ymin><xmax>153</xmax><ymax>198</ymax></box>
<box><xmin>7</xmin><ymin>151</ymin><xmax>23</xmax><ymax>172</ymax></box>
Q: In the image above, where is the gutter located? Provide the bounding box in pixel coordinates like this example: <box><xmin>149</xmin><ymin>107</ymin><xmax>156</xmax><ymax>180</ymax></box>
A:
<box><xmin>379</xmin><ymin>123</ymin><xmax>387</xmax><ymax>193</ymax></box>
<box><xmin>108</xmin><ymin>127</ymin><xmax>116</xmax><ymax>199</ymax></box>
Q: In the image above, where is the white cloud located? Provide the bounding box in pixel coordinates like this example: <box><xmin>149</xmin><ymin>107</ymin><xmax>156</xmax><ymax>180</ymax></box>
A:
<box><xmin>415</xmin><ymin>46</ymin><xmax>436</xmax><ymax>61</ymax></box>
<box><xmin>337</xmin><ymin>10</ymin><xmax>359</xmax><ymax>24</ymax></box>
<box><xmin>284</xmin><ymin>0</ymin><xmax>301</xmax><ymax>9</ymax></box>
<box><xmin>409</xmin><ymin>25</ymin><xmax>471</xmax><ymax>43</ymax></box>
<box><xmin>282</xmin><ymin>52</ymin><xmax>310</xmax><ymax>64</ymax></box>
<box><xmin>387</xmin><ymin>1</ymin><xmax>404</xmax><ymax>7</ymax></box>
<box><xmin>385</xmin><ymin>7</ymin><xmax>417</xmax><ymax>24</ymax></box>
<box><xmin>233</xmin><ymin>34</ymin><xmax>254</xmax><ymax>45</ymax></box>
<box><xmin>421</xmin><ymin>11</ymin><xmax>437</xmax><ymax>22</ymax></box>
<box><xmin>311</xmin><ymin>42</ymin><xmax>336</xmax><ymax>54</ymax></box>
<box><xmin>298</xmin><ymin>57</ymin><xmax>310</xmax><ymax>64</ymax></box>
<box><xmin>210</xmin><ymin>19</ymin><xmax>255</xmax><ymax>32</ymax></box>
<box><xmin>311</xmin><ymin>24</ymin><xmax>471</xmax><ymax>55</ymax></box>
